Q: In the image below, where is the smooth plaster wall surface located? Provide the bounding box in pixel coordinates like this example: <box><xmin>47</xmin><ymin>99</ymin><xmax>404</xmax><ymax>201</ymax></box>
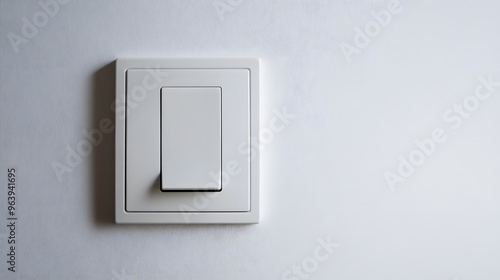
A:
<box><xmin>1</xmin><ymin>0</ymin><xmax>500</xmax><ymax>279</ymax></box>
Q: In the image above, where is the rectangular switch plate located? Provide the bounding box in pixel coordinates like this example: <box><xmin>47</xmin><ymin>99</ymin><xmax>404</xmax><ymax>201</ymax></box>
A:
<box><xmin>115</xmin><ymin>58</ymin><xmax>259</xmax><ymax>224</ymax></box>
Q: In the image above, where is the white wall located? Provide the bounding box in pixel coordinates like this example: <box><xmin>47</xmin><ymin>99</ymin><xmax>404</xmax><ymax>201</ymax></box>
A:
<box><xmin>2</xmin><ymin>0</ymin><xmax>500</xmax><ymax>279</ymax></box>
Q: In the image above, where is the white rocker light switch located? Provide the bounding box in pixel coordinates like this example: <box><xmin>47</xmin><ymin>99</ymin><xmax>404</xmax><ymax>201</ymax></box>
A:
<box><xmin>161</xmin><ymin>87</ymin><xmax>222</xmax><ymax>191</ymax></box>
<box><xmin>115</xmin><ymin>58</ymin><xmax>259</xmax><ymax>224</ymax></box>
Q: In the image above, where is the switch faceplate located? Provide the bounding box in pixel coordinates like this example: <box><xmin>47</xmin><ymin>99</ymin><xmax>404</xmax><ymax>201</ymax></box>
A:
<box><xmin>161</xmin><ymin>87</ymin><xmax>222</xmax><ymax>191</ymax></box>
<box><xmin>115</xmin><ymin>58</ymin><xmax>259</xmax><ymax>224</ymax></box>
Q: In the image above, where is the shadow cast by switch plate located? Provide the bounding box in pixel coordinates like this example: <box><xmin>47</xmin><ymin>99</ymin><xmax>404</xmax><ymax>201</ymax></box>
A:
<box><xmin>91</xmin><ymin>62</ymin><xmax>116</xmax><ymax>226</ymax></box>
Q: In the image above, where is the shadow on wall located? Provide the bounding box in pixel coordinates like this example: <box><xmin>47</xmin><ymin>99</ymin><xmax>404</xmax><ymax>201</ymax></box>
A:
<box><xmin>91</xmin><ymin>61</ymin><xmax>116</xmax><ymax>225</ymax></box>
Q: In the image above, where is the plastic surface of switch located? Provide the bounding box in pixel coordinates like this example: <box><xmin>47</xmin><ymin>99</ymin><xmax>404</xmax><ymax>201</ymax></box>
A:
<box><xmin>161</xmin><ymin>87</ymin><xmax>222</xmax><ymax>191</ymax></box>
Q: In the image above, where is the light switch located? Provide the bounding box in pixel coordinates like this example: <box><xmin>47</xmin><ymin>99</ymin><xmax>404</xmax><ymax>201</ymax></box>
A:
<box><xmin>161</xmin><ymin>87</ymin><xmax>222</xmax><ymax>191</ymax></box>
<box><xmin>116</xmin><ymin>58</ymin><xmax>259</xmax><ymax>224</ymax></box>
